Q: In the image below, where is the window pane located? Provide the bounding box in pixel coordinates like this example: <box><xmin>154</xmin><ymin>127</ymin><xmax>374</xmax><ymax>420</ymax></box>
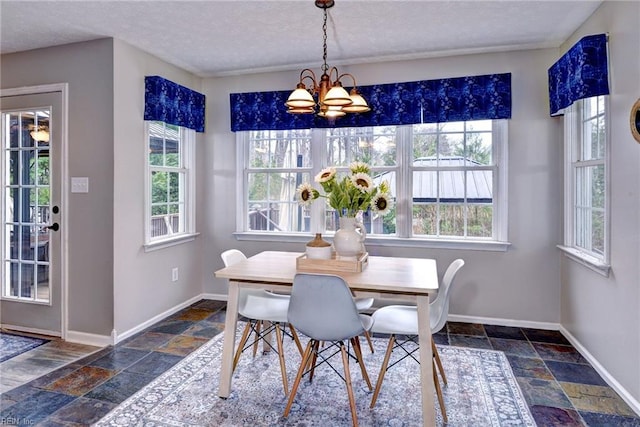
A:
<box><xmin>366</xmin><ymin>205</ymin><xmax>396</xmax><ymax>235</ymax></box>
<box><xmin>591</xmin><ymin>209</ymin><xmax>604</xmax><ymax>254</ymax></box>
<box><xmin>465</xmin><ymin>131</ymin><xmax>493</xmax><ymax>166</ymax></box>
<box><xmin>326</xmin><ymin>127</ymin><xmax>397</xmax><ymax>167</ymax></box>
<box><xmin>168</xmin><ymin>172</ymin><xmax>181</xmax><ymax>202</ymax></box>
<box><xmin>165</xmin><ymin>139</ymin><xmax>180</xmax><ymax>167</ymax></box>
<box><xmin>442</xmin><ymin>131</ymin><xmax>464</xmax><ymax>161</ymax></box>
<box><xmin>247</xmin><ymin>172</ymin><xmax>311</xmax><ymax>232</ymax></box>
<box><xmin>591</xmin><ymin>165</ymin><xmax>605</xmax><ymax>209</ymax></box>
<box><xmin>581</xmin><ymin>96</ymin><xmax>605</xmax><ymax>161</ymax></box>
<box><xmin>249</xmin><ymin>130</ymin><xmax>311</xmax><ymax>168</ymax></box>
<box><xmin>412</xmin><ymin>204</ymin><xmax>437</xmax><ymax>235</ymax></box>
<box><xmin>148</xmin><ymin>121</ymin><xmax>181</xmax><ymax>167</ymax></box>
<box><xmin>574</xmin><ymin>164</ymin><xmax>605</xmax><ymax>255</ymax></box>
<box><xmin>412</xmin><ymin>124</ymin><xmax>438</xmax><ymax>159</ymax></box>
<box><xmin>575</xmin><ymin>165</ymin><xmax>604</xmax><ymax>209</ymax></box>
<box><xmin>151</xmin><ymin>171</ymin><xmax>168</xmax><ymax>203</ymax></box>
<box><xmin>439</xmin><ymin>204</ymin><xmax>465</xmax><ymax>236</ymax></box>
<box><xmin>467</xmin><ymin>204</ymin><xmax>492</xmax><ymax>237</ymax></box>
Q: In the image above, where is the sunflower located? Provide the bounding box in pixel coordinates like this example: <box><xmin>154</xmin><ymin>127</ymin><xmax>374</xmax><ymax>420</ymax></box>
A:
<box><xmin>371</xmin><ymin>192</ymin><xmax>394</xmax><ymax>215</ymax></box>
<box><xmin>296</xmin><ymin>163</ymin><xmax>394</xmax><ymax>218</ymax></box>
<box><xmin>349</xmin><ymin>161</ymin><xmax>370</xmax><ymax>175</ymax></box>
<box><xmin>296</xmin><ymin>182</ymin><xmax>319</xmax><ymax>206</ymax></box>
<box><xmin>351</xmin><ymin>172</ymin><xmax>374</xmax><ymax>192</ymax></box>
<box><xmin>315</xmin><ymin>167</ymin><xmax>336</xmax><ymax>183</ymax></box>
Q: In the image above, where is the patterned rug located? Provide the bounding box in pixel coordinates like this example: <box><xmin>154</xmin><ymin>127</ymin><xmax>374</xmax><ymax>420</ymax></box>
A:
<box><xmin>0</xmin><ymin>332</ymin><xmax>49</xmax><ymax>363</ymax></box>
<box><xmin>96</xmin><ymin>326</ymin><xmax>535</xmax><ymax>426</ymax></box>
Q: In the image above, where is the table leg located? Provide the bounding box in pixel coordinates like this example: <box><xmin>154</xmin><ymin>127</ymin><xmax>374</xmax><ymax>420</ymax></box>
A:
<box><xmin>218</xmin><ymin>280</ymin><xmax>240</xmax><ymax>398</ymax></box>
<box><xmin>416</xmin><ymin>294</ymin><xmax>436</xmax><ymax>426</ymax></box>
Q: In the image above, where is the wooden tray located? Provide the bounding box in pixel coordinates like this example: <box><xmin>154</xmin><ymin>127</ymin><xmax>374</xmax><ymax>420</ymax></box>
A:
<box><xmin>296</xmin><ymin>252</ymin><xmax>369</xmax><ymax>273</ymax></box>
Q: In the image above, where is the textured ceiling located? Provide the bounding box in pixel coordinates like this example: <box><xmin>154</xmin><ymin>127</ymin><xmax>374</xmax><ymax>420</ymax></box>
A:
<box><xmin>0</xmin><ymin>0</ymin><xmax>603</xmax><ymax>77</ymax></box>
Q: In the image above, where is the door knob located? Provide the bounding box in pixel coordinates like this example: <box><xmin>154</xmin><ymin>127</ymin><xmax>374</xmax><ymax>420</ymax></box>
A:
<box><xmin>45</xmin><ymin>223</ymin><xmax>59</xmax><ymax>232</ymax></box>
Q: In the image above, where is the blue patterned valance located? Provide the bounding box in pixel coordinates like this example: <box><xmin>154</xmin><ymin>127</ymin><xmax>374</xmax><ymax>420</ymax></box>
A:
<box><xmin>548</xmin><ymin>34</ymin><xmax>609</xmax><ymax>116</ymax></box>
<box><xmin>230</xmin><ymin>73</ymin><xmax>511</xmax><ymax>131</ymax></box>
<box><xmin>144</xmin><ymin>76</ymin><xmax>206</xmax><ymax>132</ymax></box>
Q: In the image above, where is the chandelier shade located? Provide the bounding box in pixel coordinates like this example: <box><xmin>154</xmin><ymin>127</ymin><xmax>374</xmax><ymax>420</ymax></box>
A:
<box><xmin>285</xmin><ymin>85</ymin><xmax>316</xmax><ymax>108</ymax></box>
<box><xmin>285</xmin><ymin>0</ymin><xmax>370</xmax><ymax>120</ymax></box>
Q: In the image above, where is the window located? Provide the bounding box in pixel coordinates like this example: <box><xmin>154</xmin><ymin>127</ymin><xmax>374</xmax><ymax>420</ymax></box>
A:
<box><xmin>145</xmin><ymin>121</ymin><xmax>195</xmax><ymax>248</ymax></box>
<box><xmin>410</xmin><ymin>121</ymin><xmax>501</xmax><ymax>239</ymax></box>
<box><xmin>561</xmin><ymin>96</ymin><xmax>610</xmax><ymax>274</ymax></box>
<box><xmin>237</xmin><ymin>120</ymin><xmax>508</xmax><ymax>250</ymax></box>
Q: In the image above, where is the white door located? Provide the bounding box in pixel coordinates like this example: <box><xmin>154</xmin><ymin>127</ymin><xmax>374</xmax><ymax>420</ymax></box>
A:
<box><xmin>1</xmin><ymin>89</ymin><xmax>65</xmax><ymax>336</ymax></box>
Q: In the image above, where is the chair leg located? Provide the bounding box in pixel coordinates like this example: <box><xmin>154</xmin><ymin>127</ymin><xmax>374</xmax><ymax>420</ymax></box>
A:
<box><xmin>363</xmin><ymin>330</ymin><xmax>375</xmax><ymax>353</ymax></box>
<box><xmin>289</xmin><ymin>324</ymin><xmax>304</xmax><ymax>356</ymax></box>
<box><xmin>284</xmin><ymin>340</ymin><xmax>315</xmax><ymax>418</ymax></box>
<box><xmin>274</xmin><ymin>323</ymin><xmax>289</xmax><ymax>396</ymax></box>
<box><xmin>252</xmin><ymin>320</ymin><xmax>262</xmax><ymax>356</ymax></box>
<box><xmin>432</xmin><ymin>339</ymin><xmax>447</xmax><ymax>385</ymax></box>
<box><xmin>433</xmin><ymin>359</ymin><xmax>448</xmax><ymax>423</ymax></box>
<box><xmin>351</xmin><ymin>337</ymin><xmax>372</xmax><ymax>390</ymax></box>
<box><xmin>233</xmin><ymin>321</ymin><xmax>252</xmax><ymax>371</ymax></box>
<box><xmin>308</xmin><ymin>340</ymin><xmax>320</xmax><ymax>383</ymax></box>
<box><xmin>370</xmin><ymin>335</ymin><xmax>395</xmax><ymax>408</ymax></box>
<box><xmin>340</xmin><ymin>343</ymin><xmax>359</xmax><ymax>427</ymax></box>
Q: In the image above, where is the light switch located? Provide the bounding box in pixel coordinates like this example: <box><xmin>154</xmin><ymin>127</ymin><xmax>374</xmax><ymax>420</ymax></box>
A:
<box><xmin>71</xmin><ymin>177</ymin><xmax>89</xmax><ymax>193</ymax></box>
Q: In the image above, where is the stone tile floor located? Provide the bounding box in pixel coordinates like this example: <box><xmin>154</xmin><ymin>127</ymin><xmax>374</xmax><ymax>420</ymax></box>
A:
<box><xmin>1</xmin><ymin>299</ymin><xmax>639</xmax><ymax>426</ymax></box>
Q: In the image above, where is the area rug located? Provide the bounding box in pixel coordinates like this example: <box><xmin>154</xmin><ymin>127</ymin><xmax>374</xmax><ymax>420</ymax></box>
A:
<box><xmin>95</xmin><ymin>326</ymin><xmax>535</xmax><ymax>426</ymax></box>
<box><xmin>0</xmin><ymin>332</ymin><xmax>49</xmax><ymax>363</ymax></box>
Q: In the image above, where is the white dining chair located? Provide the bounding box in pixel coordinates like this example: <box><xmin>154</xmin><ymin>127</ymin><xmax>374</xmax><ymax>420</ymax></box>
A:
<box><xmin>368</xmin><ymin>258</ymin><xmax>465</xmax><ymax>423</ymax></box>
<box><xmin>283</xmin><ymin>273</ymin><xmax>373</xmax><ymax>427</ymax></box>
<box><xmin>220</xmin><ymin>249</ymin><xmax>303</xmax><ymax>396</ymax></box>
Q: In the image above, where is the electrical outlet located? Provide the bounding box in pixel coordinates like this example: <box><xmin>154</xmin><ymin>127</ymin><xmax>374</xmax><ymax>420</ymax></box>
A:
<box><xmin>172</xmin><ymin>267</ymin><xmax>179</xmax><ymax>282</ymax></box>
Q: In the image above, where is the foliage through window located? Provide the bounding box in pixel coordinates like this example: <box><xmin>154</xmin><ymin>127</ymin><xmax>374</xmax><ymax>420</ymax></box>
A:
<box><xmin>239</xmin><ymin>121</ymin><xmax>507</xmax><ymax>244</ymax></box>
<box><xmin>145</xmin><ymin>121</ymin><xmax>194</xmax><ymax>244</ymax></box>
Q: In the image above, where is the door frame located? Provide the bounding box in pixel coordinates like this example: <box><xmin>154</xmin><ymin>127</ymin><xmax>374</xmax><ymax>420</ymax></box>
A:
<box><xmin>1</xmin><ymin>83</ymin><xmax>69</xmax><ymax>339</ymax></box>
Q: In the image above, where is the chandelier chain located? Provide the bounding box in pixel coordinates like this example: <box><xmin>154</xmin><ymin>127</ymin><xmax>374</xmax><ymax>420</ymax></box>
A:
<box><xmin>322</xmin><ymin>7</ymin><xmax>328</xmax><ymax>73</ymax></box>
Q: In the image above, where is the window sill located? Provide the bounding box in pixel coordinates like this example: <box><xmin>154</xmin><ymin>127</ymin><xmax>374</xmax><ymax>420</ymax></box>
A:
<box><xmin>233</xmin><ymin>232</ymin><xmax>511</xmax><ymax>252</ymax></box>
<box><xmin>144</xmin><ymin>232</ymin><xmax>200</xmax><ymax>252</ymax></box>
<box><xmin>557</xmin><ymin>245</ymin><xmax>610</xmax><ymax>277</ymax></box>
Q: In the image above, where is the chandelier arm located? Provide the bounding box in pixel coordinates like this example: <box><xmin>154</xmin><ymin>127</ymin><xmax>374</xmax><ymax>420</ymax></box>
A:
<box><xmin>336</xmin><ymin>72</ymin><xmax>358</xmax><ymax>89</ymax></box>
<box><xmin>328</xmin><ymin>67</ymin><xmax>341</xmax><ymax>84</ymax></box>
<box><xmin>299</xmin><ymin>70</ymin><xmax>318</xmax><ymax>88</ymax></box>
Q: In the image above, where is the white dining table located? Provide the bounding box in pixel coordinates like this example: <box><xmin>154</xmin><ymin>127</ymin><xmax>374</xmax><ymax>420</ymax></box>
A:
<box><xmin>214</xmin><ymin>250</ymin><xmax>439</xmax><ymax>426</ymax></box>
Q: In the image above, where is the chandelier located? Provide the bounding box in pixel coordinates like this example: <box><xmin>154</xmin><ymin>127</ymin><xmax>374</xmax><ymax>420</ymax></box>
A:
<box><xmin>285</xmin><ymin>0</ymin><xmax>370</xmax><ymax>119</ymax></box>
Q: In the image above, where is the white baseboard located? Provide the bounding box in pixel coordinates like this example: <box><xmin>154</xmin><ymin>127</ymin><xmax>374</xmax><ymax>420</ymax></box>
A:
<box><xmin>112</xmin><ymin>294</ymin><xmax>205</xmax><ymax>344</ymax></box>
<box><xmin>447</xmin><ymin>313</ymin><xmax>559</xmax><ymax>331</ymax></box>
<box><xmin>201</xmin><ymin>292</ymin><xmax>227</xmax><ymax>301</ymax></box>
<box><xmin>559</xmin><ymin>326</ymin><xmax>640</xmax><ymax>417</ymax></box>
<box><xmin>0</xmin><ymin>324</ymin><xmax>62</xmax><ymax>338</ymax></box>
<box><xmin>66</xmin><ymin>330</ymin><xmax>113</xmax><ymax>347</ymax></box>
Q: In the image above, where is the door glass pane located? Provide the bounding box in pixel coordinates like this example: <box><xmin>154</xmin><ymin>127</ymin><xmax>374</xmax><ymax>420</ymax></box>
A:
<box><xmin>2</xmin><ymin>109</ymin><xmax>51</xmax><ymax>302</ymax></box>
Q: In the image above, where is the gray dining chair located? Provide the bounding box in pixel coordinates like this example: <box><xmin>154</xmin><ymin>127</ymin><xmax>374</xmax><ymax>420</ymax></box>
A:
<box><xmin>283</xmin><ymin>273</ymin><xmax>373</xmax><ymax>427</ymax></box>
<box><xmin>368</xmin><ymin>258</ymin><xmax>465</xmax><ymax>423</ymax></box>
<box><xmin>220</xmin><ymin>249</ymin><xmax>303</xmax><ymax>396</ymax></box>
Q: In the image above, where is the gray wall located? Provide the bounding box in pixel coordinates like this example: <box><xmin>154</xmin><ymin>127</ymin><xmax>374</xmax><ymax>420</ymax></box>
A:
<box><xmin>1</xmin><ymin>38</ymin><xmax>206</xmax><ymax>339</ymax></box>
<box><xmin>559</xmin><ymin>0</ymin><xmax>640</xmax><ymax>405</ymax></box>
<box><xmin>202</xmin><ymin>47</ymin><xmax>563</xmax><ymax>325</ymax></box>
<box><xmin>1</xmin><ymin>39</ymin><xmax>115</xmax><ymax>337</ymax></box>
<box><xmin>112</xmin><ymin>40</ymin><xmax>204</xmax><ymax>336</ymax></box>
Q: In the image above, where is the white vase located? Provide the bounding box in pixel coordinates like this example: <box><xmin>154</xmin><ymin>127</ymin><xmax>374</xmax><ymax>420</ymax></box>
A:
<box><xmin>333</xmin><ymin>216</ymin><xmax>366</xmax><ymax>259</ymax></box>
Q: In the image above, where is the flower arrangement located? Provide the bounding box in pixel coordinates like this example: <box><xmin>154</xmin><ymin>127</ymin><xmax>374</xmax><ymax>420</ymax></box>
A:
<box><xmin>296</xmin><ymin>161</ymin><xmax>394</xmax><ymax>218</ymax></box>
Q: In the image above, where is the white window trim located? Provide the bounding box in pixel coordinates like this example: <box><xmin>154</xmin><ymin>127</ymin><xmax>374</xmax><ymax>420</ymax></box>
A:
<box><xmin>144</xmin><ymin>122</ymin><xmax>197</xmax><ymax>251</ymax></box>
<box><xmin>235</xmin><ymin>121</ymin><xmax>511</xmax><ymax>252</ymax></box>
<box><xmin>559</xmin><ymin>97</ymin><xmax>611</xmax><ymax>276</ymax></box>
